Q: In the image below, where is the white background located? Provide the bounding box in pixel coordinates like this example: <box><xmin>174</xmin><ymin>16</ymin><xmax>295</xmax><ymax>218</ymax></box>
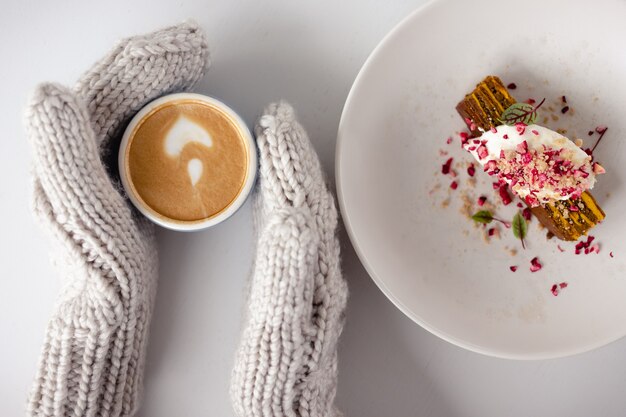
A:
<box><xmin>2</xmin><ymin>0</ymin><xmax>625</xmax><ymax>416</ymax></box>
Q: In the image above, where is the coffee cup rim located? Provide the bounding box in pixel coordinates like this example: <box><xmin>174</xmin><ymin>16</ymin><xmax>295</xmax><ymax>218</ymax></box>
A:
<box><xmin>118</xmin><ymin>93</ymin><xmax>257</xmax><ymax>231</ymax></box>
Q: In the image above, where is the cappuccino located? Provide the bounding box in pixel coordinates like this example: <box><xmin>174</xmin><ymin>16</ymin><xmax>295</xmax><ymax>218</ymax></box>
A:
<box><xmin>119</xmin><ymin>94</ymin><xmax>257</xmax><ymax>230</ymax></box>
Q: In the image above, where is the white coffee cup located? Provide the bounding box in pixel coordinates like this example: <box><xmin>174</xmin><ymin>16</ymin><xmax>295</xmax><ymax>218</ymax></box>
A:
<box><xmin>119</xmin><ymin>93</ymin><xmax>257</xmax><ymax>231</ymax></box>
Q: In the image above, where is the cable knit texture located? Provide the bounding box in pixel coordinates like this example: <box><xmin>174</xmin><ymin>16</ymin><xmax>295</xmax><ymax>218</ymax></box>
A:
<box><xmin>25</xmin><ymin>22</ymin><xmax>209</xmax><ymax>417</ymax></box>
<box><xmin>231</xmin><ymin>102</ymin><xmax>348</xmax><ymax>417</ymax></box>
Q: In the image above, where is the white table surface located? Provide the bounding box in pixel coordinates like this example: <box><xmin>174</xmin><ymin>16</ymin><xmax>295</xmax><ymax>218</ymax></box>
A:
<box><xmin>2</xmin><ymin>1</ymin><xmax>626</xmax><ymax>416</ymax></box>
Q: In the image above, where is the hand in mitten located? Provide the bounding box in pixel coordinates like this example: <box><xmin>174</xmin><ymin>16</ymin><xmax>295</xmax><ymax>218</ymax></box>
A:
<box><xmin>25</xmin><ymin>22</ymin><xmax>208</xmax><ymax>417</ymax></box>
<box><xmin>231</xmin><ymin>102</ymin><xmax>348</xmax><ymax>417</ymax></box>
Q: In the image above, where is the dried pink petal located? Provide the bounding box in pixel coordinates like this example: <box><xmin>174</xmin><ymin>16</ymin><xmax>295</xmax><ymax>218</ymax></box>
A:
<box><xmin>593</xmin><ymin>162</ymin><xmax>606</xmax><ymax>174</ymax></box>
<box><xmin>551</xmin><ymin>284</ymin><xmax>559</xmax><ymax>296</ymax></box>
<box><xmin>477</xmin><ymin>145</ymin><xmax>489</xmax><ymax>160</ymax></box>
<box><xmin>516</xmin><ymin>140</ymin><xmax>528</xmax><ymax>154</ymax></box>
<box><xmin>530</xmin><ymin>257</ymin><xmax>542</xmax><ymax>273</ymax></box>
<box><xmin>498</xmin><ymin>185</ymin><xmax>512</xmax><ymax>205</ymax></box>
<box><xmin>525</xmin><ymin>195</ymin><xmax>538</xmax><ymax>207</ymax></box>
<box><xmin>485</xmin><ymin>160</ymin><xmax>498</xmax><ymax>174</ymax></box>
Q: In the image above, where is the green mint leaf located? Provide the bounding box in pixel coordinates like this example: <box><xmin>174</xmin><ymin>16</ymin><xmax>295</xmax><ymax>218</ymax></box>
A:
<box><xmin>511</xmin><ymin>212</ymin><xmax>528</xmax><ymax>239</ymax></box>
<box><xmin>499</xmin><ymin>98</ymin><xmax>545</xmax><ymax>126</ymax></box>
<box><xmin>512</xmin><ymin>212</ymin><xmax>528</xmax><ymax>249</ymax></box>
<box><xmin>500</xmin><ymin>103</ymin><xmax>537</xmax><ymax>126</ymax></box>
<box><xmin>472</xmin><ymin>210</ymin><xmax>494</xmax><ymax>224</ymax></box>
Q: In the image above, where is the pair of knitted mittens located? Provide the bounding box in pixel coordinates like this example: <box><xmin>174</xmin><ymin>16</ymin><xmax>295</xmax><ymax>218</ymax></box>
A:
<box><xmin>25</xmin><ymin>22</ymin><xmax>347</xmax><ymax>417</ymax></box>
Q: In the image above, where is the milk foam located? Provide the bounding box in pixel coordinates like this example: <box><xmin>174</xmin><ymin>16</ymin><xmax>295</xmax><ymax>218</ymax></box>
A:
<box><xmin>165</xmin><ymin>116</ymin><xmax>213</xmax><ymax>186</ymax></box>
<box><xmin>165</xmin><ymin>115</ymin><xmax>213</xmax><ymax>156</ymax></box>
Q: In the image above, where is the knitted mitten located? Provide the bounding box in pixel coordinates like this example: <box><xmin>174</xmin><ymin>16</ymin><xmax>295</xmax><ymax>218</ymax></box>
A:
<box><xmin>25</xmin><ymin>23</ymin><xmax>208</xmax><ymax>417</ymax></box>
<box><xmin>230</xmin><ymin>102</ymin><xmax>348</xmax><ymax>417</ymax></box>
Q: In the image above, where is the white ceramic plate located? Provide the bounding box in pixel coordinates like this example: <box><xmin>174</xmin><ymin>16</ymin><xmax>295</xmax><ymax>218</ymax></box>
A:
<box><xmin>337</xmin><ymin>0</ymin><xmax>626</xmax><ymax>359</ymax></box>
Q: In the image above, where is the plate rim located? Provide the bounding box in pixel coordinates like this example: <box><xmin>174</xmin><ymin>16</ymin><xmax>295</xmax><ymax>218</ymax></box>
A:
<box><xmin>335</xmin><ymin>0</ymin><xmax>624</xmax><ymax>360</ymax></box>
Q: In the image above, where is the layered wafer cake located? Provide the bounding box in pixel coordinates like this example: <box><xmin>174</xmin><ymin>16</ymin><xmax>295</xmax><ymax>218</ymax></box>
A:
<box><xmin>457</xmin><ymin>76</ymin><xmax>605</xmax><ymax>241</ymax></box>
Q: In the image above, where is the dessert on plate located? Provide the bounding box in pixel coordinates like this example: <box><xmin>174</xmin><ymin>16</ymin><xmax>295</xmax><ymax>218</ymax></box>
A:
<box><xmin>456</xmin><ymin>76</ymin><xmax>605</xmax><ymax>241</ymax></box>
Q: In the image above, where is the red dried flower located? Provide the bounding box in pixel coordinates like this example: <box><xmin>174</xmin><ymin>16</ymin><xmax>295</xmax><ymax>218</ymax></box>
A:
<box><xmin>551</xmin><ymin>284</ymin><xmax>559</xmax><ymax>296</ymax></box>
<box><xmin>477</xmin><ymin>145</ymin><xmax>489</xmax><ymax>160</ymax></box>
<box><xmin>498</xmin><ymin>185</ymin><xmax>512</xmax><ymax>205</ymax></box>
<box><xmin>593</xmin><ymin>163</ymin><xmax>606</xmax><ymax>174</ymax></box>
<box><xmin>551</xmin><ymin>282</ymin><xmax>568</xmax><ymax>296</ymax></box>
<box><xmin>530</xmin><ymin>257</ymin><xmax>542</xmax><ymax>272</ymax></box>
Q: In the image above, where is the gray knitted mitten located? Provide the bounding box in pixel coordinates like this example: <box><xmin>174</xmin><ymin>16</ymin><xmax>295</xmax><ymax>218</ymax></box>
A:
<box><xmin>25</xmin><ymin>23</ymin><xmax>208</xmax><ymax>417</ymax></box>
<box><xmin>231</xmin><ymin>102</ymin><xmax>348</xmax><ymax>417</ymax></box>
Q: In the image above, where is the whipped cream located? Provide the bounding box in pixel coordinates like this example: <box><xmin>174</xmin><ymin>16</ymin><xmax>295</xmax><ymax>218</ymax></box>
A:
<box><xmin>463</xmin><ymin>124</ymin><xmax>599</xmax><ymax>206</ymax></box>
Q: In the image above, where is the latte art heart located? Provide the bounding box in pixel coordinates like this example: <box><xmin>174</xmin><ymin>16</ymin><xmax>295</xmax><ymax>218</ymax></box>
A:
<box><xmin>163</xmin><ymin>116</ymin><xmax>213</xmax><ymax>187</ymax></box>
<box><xmin>126</xmin><ymin>99</ymin><xmax>249</xmax><ymax>222</ymax></box>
